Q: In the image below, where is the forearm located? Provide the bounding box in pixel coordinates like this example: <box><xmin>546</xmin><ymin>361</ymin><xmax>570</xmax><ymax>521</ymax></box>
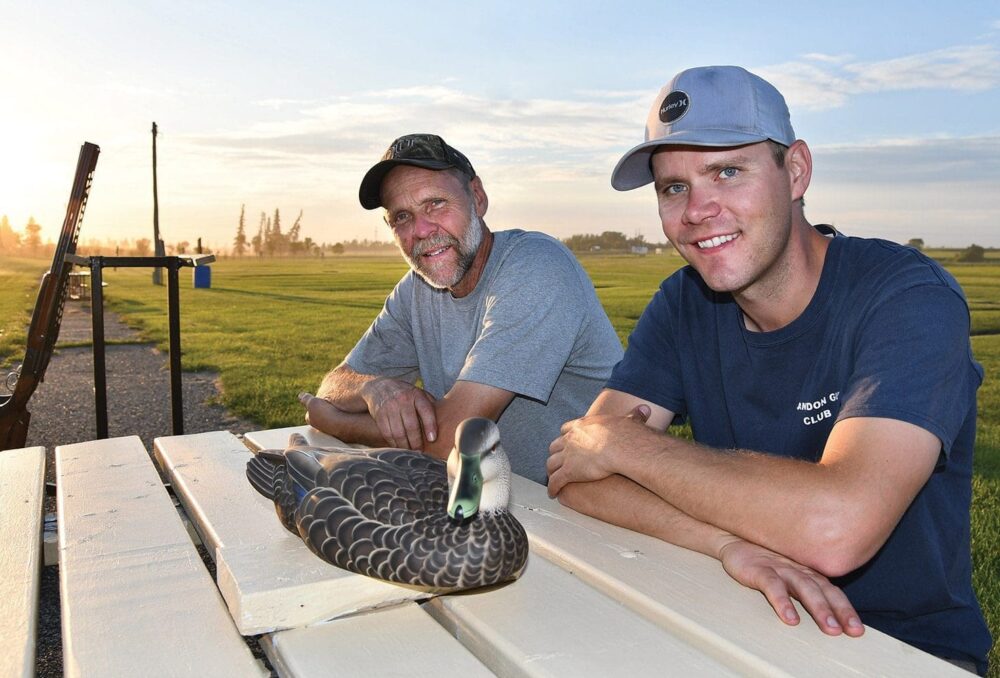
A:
<box><xmin>612</xmin><ymin>432</ymin><xmax>844</xmax><ymax>572</ymax></box>
<box><xmin>315</xmin><ymin>363</ymin><xmax>379</xmax><ymax>412</ymax></box>
<box><xmin>557</xmin><ymin>474</ymin><xmax>738</xmax><ymax>560</ymax></box>
<box><xmin>304</xmin><ymin>397</ymin><xmax>389</xmax><ymax>447</ymax></box>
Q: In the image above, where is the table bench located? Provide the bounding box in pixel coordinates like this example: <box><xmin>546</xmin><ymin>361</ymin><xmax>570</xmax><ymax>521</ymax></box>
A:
<box><xmin>51</xmin><ymin>427</ymin><xmax>967</xmax><ymax>677</ymax></box>
<box><xmin>54</xmin><ymin>436</ymin><xmax>267</xmax><ymax>677</ymax></box>
<box><xmin>1</xmin><ymin>446</ymin><xmax>45</xmax><ymax>678</ymax></box>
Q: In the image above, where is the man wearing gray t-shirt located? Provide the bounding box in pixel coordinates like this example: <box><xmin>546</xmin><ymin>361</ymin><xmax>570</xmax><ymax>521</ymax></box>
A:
<box><xmin>301</xmin><ymin>133</ymin><xmax>622</xmax><ymax>484</ymax></box>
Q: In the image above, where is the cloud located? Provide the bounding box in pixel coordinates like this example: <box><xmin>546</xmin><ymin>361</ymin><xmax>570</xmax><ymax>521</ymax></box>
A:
<box><xmin>758</xmin><ymin>44</ymin><xmax>1000</xmax><ymax>111</ymax></box>
<box><xmin>181</xmin><ymin>85</ymin><xmax>648</xmax><ymax>184</ymax></box>
<box><xmin>813</xmin><ymin>135</ymin><xmax>1000</xmax><ymax>183</ymax></box>
<box><xmin>847</xmin><ymin>45</ymin><xmax>1000</xmax><ymax>92</ymax></box>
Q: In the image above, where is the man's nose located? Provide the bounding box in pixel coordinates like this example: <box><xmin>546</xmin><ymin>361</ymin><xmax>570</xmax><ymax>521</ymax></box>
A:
<box><xmin>683</xmin><ymin>186</ymin><xmax>721</xmax><ymax>225</ymax></box>
<box><xmin>412</xmin><ymin>212</ymin><xmax>439</xmax><ymax>239</ymax></box>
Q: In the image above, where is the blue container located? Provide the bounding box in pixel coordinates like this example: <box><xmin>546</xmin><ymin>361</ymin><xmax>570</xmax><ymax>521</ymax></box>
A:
<box><xmin>193</xmin><ymin>265</ymin><xmax>212</xmax><ymax>289</ymax></box>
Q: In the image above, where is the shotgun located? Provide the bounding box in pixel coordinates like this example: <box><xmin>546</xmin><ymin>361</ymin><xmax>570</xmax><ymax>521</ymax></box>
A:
<box><xmin>0</xmin><ymin>142</ymin><xmax>100</xmax><ymax>450</ymax></box>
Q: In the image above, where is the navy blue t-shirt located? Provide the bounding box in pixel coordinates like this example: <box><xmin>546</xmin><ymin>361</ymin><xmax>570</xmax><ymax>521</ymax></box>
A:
<box><xmin>608</xmin><ymin>233</ymin><xmax>990</xmax><ymax>671</ymax></box>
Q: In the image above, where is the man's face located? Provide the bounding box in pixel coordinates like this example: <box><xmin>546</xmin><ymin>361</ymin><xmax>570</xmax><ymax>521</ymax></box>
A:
<box><xmin>381</xmin><ymin>166</ymin><xmax>484</xmax><ymax>290</ymax></box>
<box><xmin>651</xmin><ymin>142</ymin><xmax>796</xmax><ymax>297</ymax></box>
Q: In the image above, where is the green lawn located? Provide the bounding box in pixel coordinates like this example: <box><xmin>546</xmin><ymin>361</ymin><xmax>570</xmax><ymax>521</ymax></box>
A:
<box><xmin>1</xmin><ymin>251</ymin><xmax>997</xmax><ymax>673</ymax></box>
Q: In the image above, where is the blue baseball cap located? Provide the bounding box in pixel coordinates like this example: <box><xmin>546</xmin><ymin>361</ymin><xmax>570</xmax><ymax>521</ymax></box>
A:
<box><xmin>611</xmin><ymin>66</ymin><xmax>796</xmax><ymax>191</ymax></box>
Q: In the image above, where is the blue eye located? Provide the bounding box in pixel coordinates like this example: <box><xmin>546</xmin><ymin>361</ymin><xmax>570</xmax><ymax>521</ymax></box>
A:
<box><xmin>719</xmin><ymin>167</ymin><xmax>739</xmax><ymax>179</ymax></box>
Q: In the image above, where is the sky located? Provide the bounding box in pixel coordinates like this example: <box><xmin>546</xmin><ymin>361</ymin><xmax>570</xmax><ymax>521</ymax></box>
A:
<box><xmin>2</xmin><ymin>1</ymin><xmax>999</xmax><ymax>251</ymax></box>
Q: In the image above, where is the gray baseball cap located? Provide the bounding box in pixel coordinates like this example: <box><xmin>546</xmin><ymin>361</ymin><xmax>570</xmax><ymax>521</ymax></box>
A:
<box><xmin>359</xmin><ymin>133</ymin><xmax>476</xmax><ymax>209</ymax></box>
<box><xmin>611</xmin><ymin>66</ymin><xmax>796</xmax><ymax>191</ymax></box>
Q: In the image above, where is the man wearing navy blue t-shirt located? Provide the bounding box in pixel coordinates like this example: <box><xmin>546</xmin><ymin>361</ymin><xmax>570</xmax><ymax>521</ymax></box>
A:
<box><xmin>547</xmin><ymin>65</ymin><xmax>990</xmax><ymax>674</ymax></box>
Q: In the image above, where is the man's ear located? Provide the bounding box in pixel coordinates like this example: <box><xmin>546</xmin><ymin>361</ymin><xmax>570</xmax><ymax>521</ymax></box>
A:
<box><xmin>470</xmin><ymin>176</ymin><xmax>489</xmax><ymax>217</ymax></box>
<box><xmin>786</xmin><ymin>140</ymin><xmax>812</xmax><ymax>202</ymax></box>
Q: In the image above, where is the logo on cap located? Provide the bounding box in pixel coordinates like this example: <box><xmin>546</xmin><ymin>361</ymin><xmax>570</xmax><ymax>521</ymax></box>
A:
<box><xmin>659</xmin><ymin>90</ymin><xmax>690</xmax><ymax>124</ymax></box>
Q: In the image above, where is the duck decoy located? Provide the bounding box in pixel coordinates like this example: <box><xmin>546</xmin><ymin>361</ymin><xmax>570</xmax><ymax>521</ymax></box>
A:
<box><xmin>246</xmin><ymin>417</ymin><xmax>529</xmax><ymax>592</ymax></box>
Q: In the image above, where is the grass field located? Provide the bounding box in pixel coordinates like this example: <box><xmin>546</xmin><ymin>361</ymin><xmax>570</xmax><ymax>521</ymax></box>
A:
<box><xmin>2</xmin><ymin>250</ymin><xmax>998</xmax><ymax>673</ymax></box>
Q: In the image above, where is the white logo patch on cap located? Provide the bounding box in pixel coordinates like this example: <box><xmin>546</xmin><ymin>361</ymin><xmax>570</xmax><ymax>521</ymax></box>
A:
<box><xmin>659</xmin><ymin>90</ymin><xmax>690</xmax><ymax>124</ymax></box>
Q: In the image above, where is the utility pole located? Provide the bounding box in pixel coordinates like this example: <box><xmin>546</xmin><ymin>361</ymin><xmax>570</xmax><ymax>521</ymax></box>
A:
<box><xmin>152</xmin><ymin>122</ymin><xmax>165</xmax><ymax>285</ymax></box>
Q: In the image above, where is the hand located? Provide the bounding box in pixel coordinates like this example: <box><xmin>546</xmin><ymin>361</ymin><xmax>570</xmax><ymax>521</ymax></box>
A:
<box><xmin>717</xmin><ymin>538</ymin><xmax>864</xmax><ymax>637</ymax></box>
<box><xmin>299</xmin><ymin>391</ymin><xmax>339</xmax><ymax>428</ymax></box>
<box><xmin>299</xmin><ymin>391</ymin><xmax>315</xmax><ymax>423</ymax></box>
<box><xmin>547</xmin><ymin>405</ymin><xmax>651</xmax><ymax>497</ymax></box>
<box><xmin>359</xmin><ymin>378</ymin><xmax>437</xmax><ymax>450</ymax></box>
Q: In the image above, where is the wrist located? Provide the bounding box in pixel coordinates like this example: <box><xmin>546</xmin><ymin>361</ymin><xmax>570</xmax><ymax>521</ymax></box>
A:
<box><xmin>713</xmin><ymin>534</ymin><xmax>744</xmax><ymax>561</ymax></box>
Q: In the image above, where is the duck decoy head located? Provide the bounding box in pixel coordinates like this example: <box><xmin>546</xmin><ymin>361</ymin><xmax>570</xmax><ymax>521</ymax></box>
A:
<box><xmin>447</xmin><ymin>417</ymin><xmax>502</xmax><ymax>522</ymax></box>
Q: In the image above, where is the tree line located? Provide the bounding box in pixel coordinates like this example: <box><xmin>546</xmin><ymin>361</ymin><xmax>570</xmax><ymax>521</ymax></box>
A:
<box><xmin>231</xmin><ymin>205</ymin><xmax>396</xmax><ymax>257</ymax></box>
<box><xmin>562</xmin><ymin>231</ymin><xmax>663</xmax><ymax>253</ymax></box>
<box><xmin>0</xmin><ymin>215</ymin><xmax>47</xmax><ymax>255</ymax></box>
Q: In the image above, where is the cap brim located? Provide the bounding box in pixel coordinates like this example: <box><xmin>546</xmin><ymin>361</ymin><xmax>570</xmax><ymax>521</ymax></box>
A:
<box><xmin>610</xmin><ymin>130</ymin><xmax>770</xmax><ymax>191</ymax></box>
<box><xmin>358</xmin><ymin>158</ymin><xmax>455</xmax><ymax>209</ymax></box>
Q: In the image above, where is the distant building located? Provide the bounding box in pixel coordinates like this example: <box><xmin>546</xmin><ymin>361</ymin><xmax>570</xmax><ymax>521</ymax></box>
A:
<box><xmin>630</xmin><ymin>245</ymin><xmax>649</xmax><ymax>255</ymax></box>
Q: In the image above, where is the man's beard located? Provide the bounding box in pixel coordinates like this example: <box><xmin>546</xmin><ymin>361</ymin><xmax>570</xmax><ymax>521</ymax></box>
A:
<box><xmin>400</xmin><ymin>204</ymin><xmax>484</xmax><ymax>289</ymax></box>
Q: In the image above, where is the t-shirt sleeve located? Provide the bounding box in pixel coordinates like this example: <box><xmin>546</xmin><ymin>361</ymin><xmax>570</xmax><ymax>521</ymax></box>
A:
<box><xmin>457</xmin><ymin>239</ymin><xmax>589</xmax><ymax>403</ymax></box>
<box><xmin>605</xmin><ymin>280</ymin><xmax>687</xmax><ymax>416</ymax></box>
<box><xmin>837</xmin><ymin>283</ymin><xmax>982</xmax><ymax>457</ymax></box>
<box><xmin>344</xmin><ymin>275</ymin><xmax>421</xmax><ymax>382</ymax></box>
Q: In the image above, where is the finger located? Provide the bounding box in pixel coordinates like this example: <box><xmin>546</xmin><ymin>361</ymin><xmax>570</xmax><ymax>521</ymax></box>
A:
<box><xmin>559</xmin><ymin>418</ymin><xmax>578</xmax><ymax>435</ymax></box>
<box><xmin>413</xmin><ymin>395</ymin><xmax>437</xmax><ymax>443</ymax></box>
<box><xmin>549</xmin><ymin>436</ymin><xmax>564</xmax><ymax>454</ymax></box>
<box><xmin>547</xmin><ymin>469</ymin><xmax>565</xmax><ymax>497</ymax></box>
<box><xmin>627</xmin><ymin>404</ymin><xmax>651</xmax><ymax>423</ymax></box>
<box><xmin>375</xmin><ymin>417</ymin><xmax>395</xmax><ymax>447</ymax></box>
<box><xmin>399</xmin><ymin>407</ymin><xmax>425</xmax><ymax>450</ymax></box>
<box><xmin>754</xmin><ymin>570</ymin><xmax>802</xmax><ymax>627</ymax></box>
<box><xmin>781</xmin><ymin>572</ymin><xmax>845</xmax><ymax>636</ymax></box>
<box><xmin>298</xmin><ymin>392</ymin><xmax>313</xmax><ymax>405</ymax></box>
<box><xmin>817</xmin><ymin>580</ymin><xmax>865</xmax><ymax>637</ymax></box>
<box><xmin>546</xmin><ymin>451</ymin><xmax>562</xmax><ymax>476</ymax></box>
<box><xmin>379</xmin><ymin>412</ymin><xmax>404</xmax><ymax>448</ymax></box>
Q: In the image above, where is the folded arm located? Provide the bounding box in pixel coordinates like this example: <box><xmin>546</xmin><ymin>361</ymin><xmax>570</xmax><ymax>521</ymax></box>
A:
<box><xmin>305</xmin><ymin>362</ymin><xmax>515</xmax><ymax>459</ymax></box>
<box><xmin>549</xmin><ymin>389</ymin><xmax>939</xmax><ymax>577</ymax></box>
<box><xmin>549</xmin><ymin>389</ymin><xmax>875</xmax><ymax>635</ymax></box>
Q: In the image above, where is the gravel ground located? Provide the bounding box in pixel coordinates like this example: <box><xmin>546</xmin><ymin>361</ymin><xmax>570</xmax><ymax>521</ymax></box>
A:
<box><xmin>15</xmin><ymin>300</ymin><xmax>267</xmax><ymax>676</ymax></box>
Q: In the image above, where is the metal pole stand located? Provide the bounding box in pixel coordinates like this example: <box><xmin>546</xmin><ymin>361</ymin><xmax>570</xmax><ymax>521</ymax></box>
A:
<box><xmin>68</xmin><ymin>253</ymin><xmax>215</xmax><ymax>439</ymax></box>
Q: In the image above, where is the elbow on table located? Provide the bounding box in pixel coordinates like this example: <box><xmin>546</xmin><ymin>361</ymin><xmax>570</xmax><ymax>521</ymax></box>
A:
<box><xmin>796</xmin><ymin>510</ymin><xmax>884</xmax><ymax>578</ymax></box>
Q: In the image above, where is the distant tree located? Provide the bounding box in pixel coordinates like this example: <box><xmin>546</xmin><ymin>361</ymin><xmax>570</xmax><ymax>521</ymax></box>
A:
<box><xmin>252</xmin><ymin>212</ymin><xmax>265</xmax><ymax>257</ymax></box>
<box><xmin>176</xmin><ymin>240</ymin><xmax>190</xmax><ymax>255</ymax></box>
<box><xmin>24</xmin><ymin>216</ymin><xmax>43</xmax><ymax>254</ymax></box>
<box><xmin>287</xmin><ymin>210</ymin><xmax>303</xmax><ymax>253</ymax></box>
<box><xmin>263</xmin><ymin>214</ymin><xmax>275</xmax><ymax>256</ymax></box>
<box><xmin>956</xmin><ymin>244</ymin><xmax>985</xmax><ymax>263</ymax></box>
<box><xmin>331</xmin><ymin>242</ymin><xmax>345</xmax><ymax>255</ymax></box>
<box><xmin>907</xmin><ymin>238</ymin><xmax>924</xmax><ymax>251</ymax></box>
<box><xmin>134</xmin><ymin>238</ymin><xmax>151</xmax><ymax>256</ymax></box>
<box><xmin>0</xmin><ymin>214</ymin><xmax>20</xmax><ymax>252</ymax></box>
<box><xmin>267</xmin><ymin>208</ymin><xmax>286</xmax><ymax>255</ymax></box>
<box><xmin>234</xmin><ymin>204</ymin><xmax>248</xmax><ymax>257</ymax></box>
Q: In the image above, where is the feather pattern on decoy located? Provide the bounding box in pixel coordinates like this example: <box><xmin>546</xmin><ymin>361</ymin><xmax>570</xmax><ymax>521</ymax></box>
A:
<box><xmin>246</xmin><ymin>417</ymin><xmax>528</xmax><ymax>592</ymax></box>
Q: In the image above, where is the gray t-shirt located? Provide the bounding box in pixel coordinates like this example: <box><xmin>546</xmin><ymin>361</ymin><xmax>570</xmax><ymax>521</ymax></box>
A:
<box><xmin>345</xmin><ymin>229</ymin><xmax>623</xmax><ymax>484</ymax></box>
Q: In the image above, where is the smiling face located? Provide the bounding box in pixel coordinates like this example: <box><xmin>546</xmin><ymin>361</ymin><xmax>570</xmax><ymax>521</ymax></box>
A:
<box><xmin>651</xmin><ymin>141</ymin><xmax>811</xmax><ymax>302</ymax></box>
<box><xmin>382</xmin><ymin>165</ymin><xmax>489</xmax><ymax>294</ymax></box>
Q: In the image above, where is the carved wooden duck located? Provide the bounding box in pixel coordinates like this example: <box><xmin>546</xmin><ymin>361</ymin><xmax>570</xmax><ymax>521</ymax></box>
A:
<box><xmin>246</xmin><ymin>417</ymin><xmax>528</xmax><ymax>592</ymax></box>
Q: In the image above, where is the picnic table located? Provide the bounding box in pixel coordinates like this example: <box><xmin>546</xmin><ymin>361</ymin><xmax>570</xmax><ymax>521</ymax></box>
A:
<box><xmin>13</xmin><ymin>426</ymin><xmax>970</xmax><ymax>676</ymax></box>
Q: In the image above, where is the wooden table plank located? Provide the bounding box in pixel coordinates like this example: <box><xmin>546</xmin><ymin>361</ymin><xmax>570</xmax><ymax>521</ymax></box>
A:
<box><xmin>509</xmin><ymin>476</ymin><xmax>965</xmax><ymax>677</ymax></box>
<box><xmin>56</xmin><ymin>436</ymin><xmax>266</xmax><ymax>677</ymax></box>
<box><xmin>427</xmin><ymin>555</ymin><xmax>742</xmax><ymax>677</ymax></box>
<box><xmin>0</xmin><ymin>446</ymin><xmax>46</xmax><ymax>678</ymax></box>
<box><xmin>154</xmin><ymin>431</ymin><xmax>431</xmax><ymax>635</ymax></box>
<box><xmin>263</xmin><ymin>602</ymin><xmax>493</xmax><ymax>678</ymax></box>
<box><xmin>243</xmin><ymin>425</ymin><xmax>353</xmax><ymax>452</ymax></box>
